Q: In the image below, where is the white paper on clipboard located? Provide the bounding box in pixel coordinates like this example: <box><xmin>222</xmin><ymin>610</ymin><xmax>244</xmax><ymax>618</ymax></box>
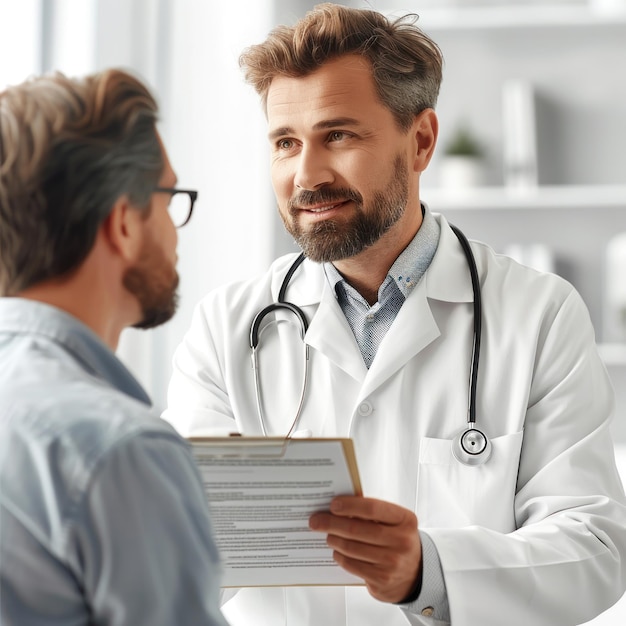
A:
<box><xmin>189</xmin><ymin>436</ymin><xmax>364</xmax><ymax>587</ymax></box>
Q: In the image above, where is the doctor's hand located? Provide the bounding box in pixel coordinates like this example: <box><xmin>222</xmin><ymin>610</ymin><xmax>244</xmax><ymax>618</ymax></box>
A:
<box><xmin>309</xmin><ymin>496</ymin><xmax>422</xmax><ymax>604</ymax></box>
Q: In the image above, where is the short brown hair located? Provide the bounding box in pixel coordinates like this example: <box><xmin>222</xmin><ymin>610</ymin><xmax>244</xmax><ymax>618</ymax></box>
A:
<box><xmin>239</xmin><ymin>3</ymin><xmax>443</xmax><ymax>131</ymax></box>
<box><xmin>0</xmin><ymin>69</ymin><xmax>163</xmax><ymax>296</ymax></box>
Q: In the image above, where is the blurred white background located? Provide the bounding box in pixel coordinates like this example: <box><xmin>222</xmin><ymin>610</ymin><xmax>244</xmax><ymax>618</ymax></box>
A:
<box><xmin>0</xmin><ymin>0</ymin><xmax>276</xmax><ymax>407</ymax></box>
<box><xmin>1</xmin><ymin>3</ymin><xmax>626</xmax><ymax>620</ymax></box>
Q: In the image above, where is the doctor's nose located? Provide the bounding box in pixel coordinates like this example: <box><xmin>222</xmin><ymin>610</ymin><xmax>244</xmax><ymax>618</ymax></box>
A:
<box><xmin>293</xmin><ymin>146</ymin><xmax>334</xmax><ymax>191</ymax></box>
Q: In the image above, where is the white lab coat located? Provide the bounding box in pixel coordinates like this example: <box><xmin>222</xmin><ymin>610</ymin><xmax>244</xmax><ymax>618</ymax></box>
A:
<box><xmin>165</xmin><ymin>214</ymin><xmax>626</xmax><ymax>626</ymax></box>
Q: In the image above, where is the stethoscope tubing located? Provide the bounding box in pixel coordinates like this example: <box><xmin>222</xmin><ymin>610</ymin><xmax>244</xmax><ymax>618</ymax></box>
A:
<box><xmin>449</xmin><ymin>224</ymin><xmax>482</xmax><ymax>427</ymax></box>
<box><xmin>250</xmin><ymin>253</ymin><xmax>309</xmax><ymax>438</ymax></box>
<box><xmin>248</xmin><ymin>224</ymin><xmax>491</xmax><ymax>464</ymax></box>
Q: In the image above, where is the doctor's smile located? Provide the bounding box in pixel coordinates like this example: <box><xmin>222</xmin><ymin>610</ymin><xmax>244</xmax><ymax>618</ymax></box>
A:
<box><xmin>299</xmin><ymin>201</ymin><xmax>348</xmax><ymax>215</ymax></box>
<box><xmin>289</xmin><ymin>188</ymin><xmax>361</xmax><ymax>220</ymax></box>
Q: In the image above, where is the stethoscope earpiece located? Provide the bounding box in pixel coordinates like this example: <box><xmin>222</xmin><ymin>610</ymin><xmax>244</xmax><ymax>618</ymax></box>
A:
<box><xmin>452</xmin><ymin>427</ymin><xmax>492</xmax><ymax>466</ymax></box>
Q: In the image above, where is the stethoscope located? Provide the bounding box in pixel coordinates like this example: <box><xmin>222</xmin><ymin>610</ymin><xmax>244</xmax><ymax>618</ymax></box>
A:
<box><xmin>249</xmin><ymin>224</ymin><xmax>492</xmax><ymax>466</ymax></box>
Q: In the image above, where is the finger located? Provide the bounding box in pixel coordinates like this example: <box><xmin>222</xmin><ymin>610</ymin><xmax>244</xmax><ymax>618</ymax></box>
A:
<box><xmin>326</xmin><ymin>533</ymin><xmax>410</xmax><ymax>565</ymax></box>
<box><xmin>332</xmin><ymin>550</ymin><xmax>386</xmax><ymax>580</ymax></box>
<box><xmin>310</xmin><ymin>501</ymin><xmax>418</xmax><ymax>548</ymax></box>
<box><xmin>329</xmin><ymin>496</ymin><xmax>409</xmax><ymax>525</ymax></box>
<box><xmin>310</xmin><ymin>513</ymin><xmax>400</xmax><ymax>546</ymax></box>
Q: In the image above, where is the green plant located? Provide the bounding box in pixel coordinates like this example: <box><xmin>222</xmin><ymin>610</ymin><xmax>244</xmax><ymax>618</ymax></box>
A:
<box><xmin>444</xmin><ymin>124</ymin><xmax>484</xmax><ymax>158</ymax></box>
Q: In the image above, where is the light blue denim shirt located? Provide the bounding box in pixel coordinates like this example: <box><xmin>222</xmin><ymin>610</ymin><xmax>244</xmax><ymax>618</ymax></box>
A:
<box><xmin>0</xmin><ymin>298</ymin><xmax>227</xmax><ymax>626</ymax></box>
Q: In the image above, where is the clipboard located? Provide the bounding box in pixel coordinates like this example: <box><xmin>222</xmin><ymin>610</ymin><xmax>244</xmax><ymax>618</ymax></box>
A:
<box><xmin>189</xmin><ymin>437</ymin><xmax>364</xmax><ymax>587</ymax></box>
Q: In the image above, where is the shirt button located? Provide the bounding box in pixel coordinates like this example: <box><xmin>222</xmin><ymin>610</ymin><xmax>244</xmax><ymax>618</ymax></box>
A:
<box><xmin>357</xmin><ymin>401</ymin><xmax>373</xmax><ymax>416</ymax></box>
<box><xmin>421</xmin><ymin>607</ymin><xmax>434</xmax><ymax>617</ymax></box>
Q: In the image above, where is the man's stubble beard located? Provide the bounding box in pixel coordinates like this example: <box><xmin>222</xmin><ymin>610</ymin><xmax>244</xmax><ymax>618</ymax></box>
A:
<box><xmin>281</xmin><ymin>153</ymin><xmax>409</xmax><ymax>263</ymax></box>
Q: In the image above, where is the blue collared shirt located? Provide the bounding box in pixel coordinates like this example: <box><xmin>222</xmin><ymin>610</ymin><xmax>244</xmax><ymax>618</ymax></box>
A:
<box><xmin>0</xmin><ymin>299</ymin><xmax>227</xmax><ymax>626</ymax></box>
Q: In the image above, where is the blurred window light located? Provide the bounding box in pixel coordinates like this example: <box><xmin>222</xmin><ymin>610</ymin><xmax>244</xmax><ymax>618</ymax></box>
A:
<box><xmin>0</xmin><ymin>0</ymin><xmax>42</xmax><ymax>89</ymax></box>
<box><xmin>0</xmin><ymin>0</ymin><xmax>96</xmax><ymax>90</ymax></box>
<box><xmin>44</xmin><ymin>0</ymin><xmax>96</xmax><ymax>76</ymax></box>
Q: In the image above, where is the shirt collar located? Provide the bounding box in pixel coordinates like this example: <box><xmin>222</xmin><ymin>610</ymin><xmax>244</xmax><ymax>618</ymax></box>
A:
<box><xmin>0</xmin><ymin>298</ymin><xmax>151</xmax><ymax>405</ymax></box>
<box><xmin>324</xmin><ymin>204</ymin><xmax>441</xmax><ymax>301</ymax></box>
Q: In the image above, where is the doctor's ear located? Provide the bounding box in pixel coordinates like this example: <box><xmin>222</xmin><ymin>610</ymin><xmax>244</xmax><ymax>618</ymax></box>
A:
<box><xmin>412</xmin><ymin>109</ymin><xmax>438</xmax><ymax>172</ymax></box>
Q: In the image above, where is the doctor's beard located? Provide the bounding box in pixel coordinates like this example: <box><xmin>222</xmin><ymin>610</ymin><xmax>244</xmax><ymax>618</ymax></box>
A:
<box><xmin>281</xmin><ymin>153</ymin><xmax>409</xmax><ymax>263</ymax></box>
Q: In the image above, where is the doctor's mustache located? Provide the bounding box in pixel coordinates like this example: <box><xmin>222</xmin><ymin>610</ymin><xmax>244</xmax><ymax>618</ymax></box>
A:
<box><xmin>288</xmin><ymin>187</ymin><xmax>363</xmax><ymax>213</ymax></box>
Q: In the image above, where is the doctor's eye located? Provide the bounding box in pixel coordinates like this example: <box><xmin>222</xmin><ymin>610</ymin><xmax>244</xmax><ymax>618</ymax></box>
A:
<box><xmin>328</xmin><ymin>131</ymin><xmax>348</xmax><ymax>142</ymax></box>
<box><xmin>277</xmin><ymin>138</ymin><xmax>295</xmax><ymax>151</ymax></box>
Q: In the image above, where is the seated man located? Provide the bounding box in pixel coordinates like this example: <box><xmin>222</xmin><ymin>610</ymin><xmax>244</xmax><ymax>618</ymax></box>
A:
<box><xmin>0</xmin><ymin>69</ymin><xmax>227</xmax><ymax>625</ymax></box>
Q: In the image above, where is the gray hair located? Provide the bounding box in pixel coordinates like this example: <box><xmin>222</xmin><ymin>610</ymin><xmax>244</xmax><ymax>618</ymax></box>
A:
<box><xmin>0</xmin><ymin>68</ymin><xmax>163</xmax><ymax>295</ymax></box>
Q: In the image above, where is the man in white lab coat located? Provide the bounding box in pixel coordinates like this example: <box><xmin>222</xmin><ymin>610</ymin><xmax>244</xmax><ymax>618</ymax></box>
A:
<box><xmin>164</xmin><ymin>4</ymin><xmax>626</xmax><ymax>625</ymax></box>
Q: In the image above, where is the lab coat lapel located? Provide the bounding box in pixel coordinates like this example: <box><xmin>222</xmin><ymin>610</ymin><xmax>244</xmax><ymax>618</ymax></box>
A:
<box><xmin>362</xmin><ymin>215</ymin><xmax>475</xmax><ymax>396</ymax></box>
<box><xmin>284</xmin><ymin>257</ymin><xmax>367</xmax><ymax>382</ymax></box>
<box><xmin>305</xmin><ymin>278</ymin><xmax>368</xmax><ymax>382</ymax></box>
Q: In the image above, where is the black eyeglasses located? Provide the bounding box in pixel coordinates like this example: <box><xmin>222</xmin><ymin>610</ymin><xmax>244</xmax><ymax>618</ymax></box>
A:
<box><xmin>155</xmin><ymin>187</ymin><xmax>198</xmax><ymax>228</ymax></box>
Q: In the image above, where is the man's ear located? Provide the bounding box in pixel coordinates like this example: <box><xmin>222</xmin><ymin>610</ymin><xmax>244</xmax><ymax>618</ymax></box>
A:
<box><xmin>101</xmin><ymin>196</ymin><xmax>144</xmax><ymax>263</ymax></box>
<box><xmin>412</xmin><ymin>109</ymin><xmax>439</xmax><ymax>173</ymax></box>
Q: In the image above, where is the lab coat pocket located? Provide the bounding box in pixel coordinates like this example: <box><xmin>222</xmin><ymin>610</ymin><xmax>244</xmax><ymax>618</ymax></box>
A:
<box><xmin>416</xmin><ymin>431</ymin><xmax>523</xmax><ymax>532</ymax></box>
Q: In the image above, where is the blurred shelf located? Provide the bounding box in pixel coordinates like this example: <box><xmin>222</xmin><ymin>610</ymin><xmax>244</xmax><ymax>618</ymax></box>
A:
<box><xmin>422</xmin><ymin>184</ymin><xmax>626</xmax><ymax>211</ymax></box>
<box><xmin>383</xmin><ymin>5</ymin><xmax>626</xmax><ymax>32</ymax></box>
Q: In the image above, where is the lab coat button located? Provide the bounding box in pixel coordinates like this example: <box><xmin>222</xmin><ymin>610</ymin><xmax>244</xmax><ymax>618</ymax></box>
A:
<box><xmin>421</xmin><ymin>607</ymin><xmax>434</xmax><ymax>617</ymax></box>
<box><xmin>357</xmin><ymin>401</ymin><xmax>373</xmax><ymax>416</ymax></box>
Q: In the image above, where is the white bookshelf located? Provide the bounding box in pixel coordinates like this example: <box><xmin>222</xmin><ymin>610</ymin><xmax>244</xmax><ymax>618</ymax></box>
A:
<box><xmin>422</xmin><ymin>184</ymin><xmax>626</xmax><ymax>211</ymax></box>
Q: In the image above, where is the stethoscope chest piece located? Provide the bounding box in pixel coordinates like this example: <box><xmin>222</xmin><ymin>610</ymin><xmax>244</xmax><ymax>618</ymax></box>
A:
<box><xmin>452</xmin><ymin>427</ymin><xmax>492</xmax><ymax>466</ymax></box>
